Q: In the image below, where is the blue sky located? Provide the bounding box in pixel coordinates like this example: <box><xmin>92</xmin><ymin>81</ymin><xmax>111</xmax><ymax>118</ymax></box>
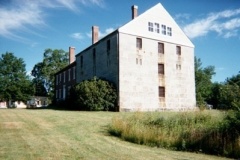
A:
<box><xmin>0</xmin><ymin>0</ymin><xmax>240</xmax><ymax>82</ymax></box>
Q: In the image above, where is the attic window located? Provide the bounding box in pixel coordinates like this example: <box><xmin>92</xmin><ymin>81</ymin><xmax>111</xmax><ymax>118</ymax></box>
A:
<box><xmin>167</xmin><ymin>27</ymin><xmax>172</xmax><ymax>36</ymax></box>
<box><xmin>148</xmin><ymin>22</ymin><xmax>153</xmax><ymax>32</ymax></box>
<box><xmin>161</xmin><ymin>25</ymin><xmax>166</xmax><ymax>35</ymax></box>
<box><xmin>155</xmin><ymin>23</ymin><xmax>160</xmax><ymax>33</ymax></box>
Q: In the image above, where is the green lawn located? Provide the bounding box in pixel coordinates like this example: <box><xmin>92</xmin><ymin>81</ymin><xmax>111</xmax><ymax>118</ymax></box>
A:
<box><xmin>0</xmin><ymin>109</ymin><xmax>231</xmax><ymax>160</ymax></box>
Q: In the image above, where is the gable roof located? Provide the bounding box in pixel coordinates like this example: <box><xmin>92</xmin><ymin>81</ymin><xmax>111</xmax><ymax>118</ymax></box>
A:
<box><xmin>118</xmin><ymin>3</ymin><xmax>194</xmax><ymax>48</ymax></box>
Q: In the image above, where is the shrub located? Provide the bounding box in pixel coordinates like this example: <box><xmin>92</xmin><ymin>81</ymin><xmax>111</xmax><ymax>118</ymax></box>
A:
<box><xmin>70</xmin><ymin>77</ymin><xmax>117</xmax><ymax>111</ymax></box>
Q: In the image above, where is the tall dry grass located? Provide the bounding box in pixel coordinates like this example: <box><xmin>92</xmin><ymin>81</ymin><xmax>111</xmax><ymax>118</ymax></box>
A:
<box><xmin>108</xmin><ymin>111</ymin><xmax>240</xmax><ymax>158</ymax></box>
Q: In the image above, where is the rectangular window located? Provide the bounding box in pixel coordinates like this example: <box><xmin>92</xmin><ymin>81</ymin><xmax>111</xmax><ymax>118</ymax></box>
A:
<box><xmin>59</xmin><ymin>73</ymin><xmax>61</xmax><ymax>83</ymax></box>
<box><xmin>59</xmin><ymin>89</ymin><xmax>61</xmax><ymax>99</ymax></box>
<box><xmin>56</xmin><ymin>90</ymin><xmax>58</xmax><ymax>99</ymax></box>
<box><xmin>93</xmin><ymin>48</ymin><xmax>96</xmax><ymax>76</ymax></box>
<box><xmin>68</xmin><ymin>69</ymin><xmax>71</xmax><ymax>81</ymax></box>
<box><xmin>176</xmin><ymin>46</ymin><xmax>181</xmax><ymax>56</ymax></box>
<box><xmin>107</xmin><ymin>40</ymin><xmax>110</xmax><ymax>51</ymax></box>
<box><xmin>56</xmin><ymin>75</ymin><xmax>58</xmax><ymax>85</ymax></box>
<box><xmin>155</xmin><ymin>23</ymin><xmax>160</xmax><ymax>33</ymax></box>
<box><xmin>159</xmin><ymin>86</ymin><xmax>165</xmax><ymax>97</ymax></box>
<box><xmin>158</xmin><ymin>64</ymin><xmax>164</xmax><ymax>74</ymax></box>
<box><xmin>176</xmin><ymin>64</ymin><xmax>181</xmax><ymax>70</ymax></box>
<box><xmin>161</xmin><ymin>25</ymin><xmax>166</xmax><ymax>35</ymax></box>
<box><xmin>80</xmin><ymin>56</ymin><xmax>83</xmax><ymax>68</ymax></box>
<box><xmin>148</xmin><ymin>22</ymin><xmax>153</xmax><ymax>32</ymax></box>
<box><xmin>73</xmin><ymin>66</ymin><xmax>75</xmax><ymax>79</ymax></box>
<box><xmin>63</xmin><ymin>71</ymin><xmax>65</xmax><ymax>83</ymax></box>
<box><xmin>167</xmin><ymin>27</ymin><xmax>172</xmax><ymax>36</ymax></box>
<box><xmin>158</xmin><ymin>42</ymin><xmax>164</xmax><ymax>54</ymax></box>
<box><xmin>63</xmin><ymin>85</ymin><xmax>66</xmax><ymax>100</ymax></box>
<box><xmin>67</xmin><ymin>86</ymin><xmax>71</xmax><ymax>96</ymax></box>
<box><xmin>136</xmin><ymin>38</ymin><xmax>142</xmax><ymax>49</ymax></box>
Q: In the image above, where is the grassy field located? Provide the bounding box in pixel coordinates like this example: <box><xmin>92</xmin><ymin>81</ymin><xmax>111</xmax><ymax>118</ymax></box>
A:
<box><xmin>0</xmin><ymin>109</ymin><xmax>231</xmax><ymax>160</ymax></box>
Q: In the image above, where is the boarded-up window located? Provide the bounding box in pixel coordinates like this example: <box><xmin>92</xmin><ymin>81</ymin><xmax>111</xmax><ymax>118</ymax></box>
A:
<box><xmin>159</xmin><ymin>87</ymin><xmax>165</xmax><ymax>97</ymax></box>
<box><xmin>158</xmin><ymin>42</ymin><xmax>164</xmax><ymax>54</ymax></box>
<box><xmin>176</xmin><ymin>46</ymin><xmax>181</xmax><ymax>56</ymax></box>
<box><xmin>158</xmin><ymin>64</ymin><xmax>164</xmax><ymax>74</ymax></box>
<box><xmin>136</xmin><ymin>38</ymin><xmax>142</xmax><ymax>49</ymax></box>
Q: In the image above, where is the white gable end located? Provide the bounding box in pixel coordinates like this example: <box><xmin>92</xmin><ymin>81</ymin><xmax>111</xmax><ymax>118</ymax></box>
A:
<box><xmin>118</xmin><ymin>3</ymin><xmax>194</xmax><ymax>48</ymax></box>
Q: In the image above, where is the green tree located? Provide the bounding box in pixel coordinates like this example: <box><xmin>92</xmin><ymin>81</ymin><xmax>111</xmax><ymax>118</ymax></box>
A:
<box><xmin>195</xmin><ymin>57</ymin><xmax>215</xmax><ymax>106</ymax></box>
<box><xmin>208</xmin><ymin>73</ymin><xmax>240</xmax><ymax>110</ymax></box>
<box><xmin>226</xmin><ymin>73</ymin><xmax>240</xmax><ymax>87</ymax></box>
<box><xmin>0</xmin><ymin>52</ymin><xmax>34</xmax><ymax>107</ymax></box>
<box><xmin>70</xmin><ymin>77</ymin><xmax>117</xmax><ymax>111</ymax></box>
<box><xmin>31</xmin><ymin>49</ymin><xmax>68</xmax><ymax>99</ymax></box>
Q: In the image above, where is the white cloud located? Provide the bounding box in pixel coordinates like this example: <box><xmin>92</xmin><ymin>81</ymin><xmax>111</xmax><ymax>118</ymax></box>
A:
<box><xmin>0</xmin><ymin>0</ymin><xmax>104</xmax><ymax>41</ymax></box>
<box><xmin>183</xmin><ymin>8</ymin><xmax>240</xmax><ymax>39</ymax></box>
<box><xmin>175</xmin><ymin>13</ymin><xmax>190</xmax><ymax>20</ymax></box>
<box><xmin>99</xmin><ymin>28</ymin><xmax>114</xmax><ymax>38</ymax></box>
<box><xmin>70</xmin><ymin>32</ymin><xmax>84</xmax><ymax>40</ymax></box>
<box><xmin>86</xmin><ymin>27</ymin><xmax>115</xmax><ymax>39</ymax></box>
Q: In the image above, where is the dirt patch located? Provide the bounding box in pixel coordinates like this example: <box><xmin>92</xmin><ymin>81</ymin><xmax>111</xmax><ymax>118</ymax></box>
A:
<box><xmin>1</xmin><ymin>122</ymin><xmax>23</xmax><ymax>129</ymax></box>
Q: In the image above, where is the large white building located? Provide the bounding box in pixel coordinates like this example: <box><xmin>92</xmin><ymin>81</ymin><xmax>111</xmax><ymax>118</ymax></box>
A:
<box><xmin>56</xmin><ymin>3</ymin><xmax>196</xmax><ymax>111</ymax></box>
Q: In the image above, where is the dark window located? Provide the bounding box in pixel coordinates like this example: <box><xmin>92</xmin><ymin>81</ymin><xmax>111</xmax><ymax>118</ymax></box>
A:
<box><xmin>148</xmin><ymin>22</ymin><xmax>153</xmax><ymax>32</ymax></box>
<box><xmin>136</xmin><ymin>38</ymin><xmax>142</xmax><ymax>49</ymax></box>
<box><xmin>176</xmin><ymin>46</ymin><xmax>181</xmax><ymax>56</ymax></box>
<box><xmin>56</xmin><ymin>75</ymin><xmax>58</xmax><ymax>85</ymax></box>
<box><xmin>158</xmin><ymin>64</ymin><xmax>164</xmax><ymax>74</ymax></box>
<box><xmin>167</xmin><ymin>27</ymin><xmax>172</xmax><ymax>36</ymax></box>
<box><xmin>73</xmin><ymin>67</ymin><xmax>75</xmax><ymax>79</ymax></box>
<box><xmin>93</xmin><ymin>48</ymin><xmax>96</xmax><ymax>75</ymax></box>
<box><xmin>158</xmin><ymin>42</ymin><xmax>164</xmax><ymax>54</ymax></box>
<box><xmin>107</xmin><ymin>40</ymin><xmax>110</xmax><ymax>51</ymax></box>
<box><xmin>155</xmin><ymin>23</ymin><xmax>160</xmax><ymax>33</ymax></box>
<box><xmin>80</xmin><ymin>56</ymin><xmax>83</xmax><ymax>68</ymax></box>
<box><xmin>159</xmin><ymin>87</ymin><xmax>165</xmax><ymax>97</ymax></box>
<box><xmin>161</xmin><ymin>25</ymin><xmax>166</xmax><ymax>35</ymax></box>
<box><xmin>68</xmin><ymin>69</ymin><xmax>71</xmax><ymax>81</ymax></box>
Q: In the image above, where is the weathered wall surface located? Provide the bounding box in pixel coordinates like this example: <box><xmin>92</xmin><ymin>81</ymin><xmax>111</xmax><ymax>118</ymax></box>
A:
<box><xmin>118</xmin><ymin>33</ymin><xmax>159</xmax><ymax>111</ymax></box>
<box><xmin>76</xmin><ymin>33</ymin><xmax>119</xmax><ymax>88</ymax></box>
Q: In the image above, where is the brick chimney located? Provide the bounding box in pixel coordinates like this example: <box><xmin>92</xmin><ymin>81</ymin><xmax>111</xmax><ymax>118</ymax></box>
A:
<box><xmin>92</xmin><ymin>26</ymin><xmax>99</xmax><ymax>44</ymax></box>
<box><xmin>131</xmin><ymin>5</ymin><xmax>138</xmax><ymax>19</ymax></box>
<box><xmin>69</xmin><ymin>46</ymin><xmax>75</xmax><ymax>64</ymax></box>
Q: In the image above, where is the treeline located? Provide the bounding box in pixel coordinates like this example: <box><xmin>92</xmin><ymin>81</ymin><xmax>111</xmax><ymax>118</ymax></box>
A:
<box><xmin>195</xmin><ymin>57</ymin><xmax>240</xmax><ymax>111</ymax></box>
<box><xmin>1</xmin><ymin>49</ymin><xmax>239</xmax><ymax>111</ymax></box>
